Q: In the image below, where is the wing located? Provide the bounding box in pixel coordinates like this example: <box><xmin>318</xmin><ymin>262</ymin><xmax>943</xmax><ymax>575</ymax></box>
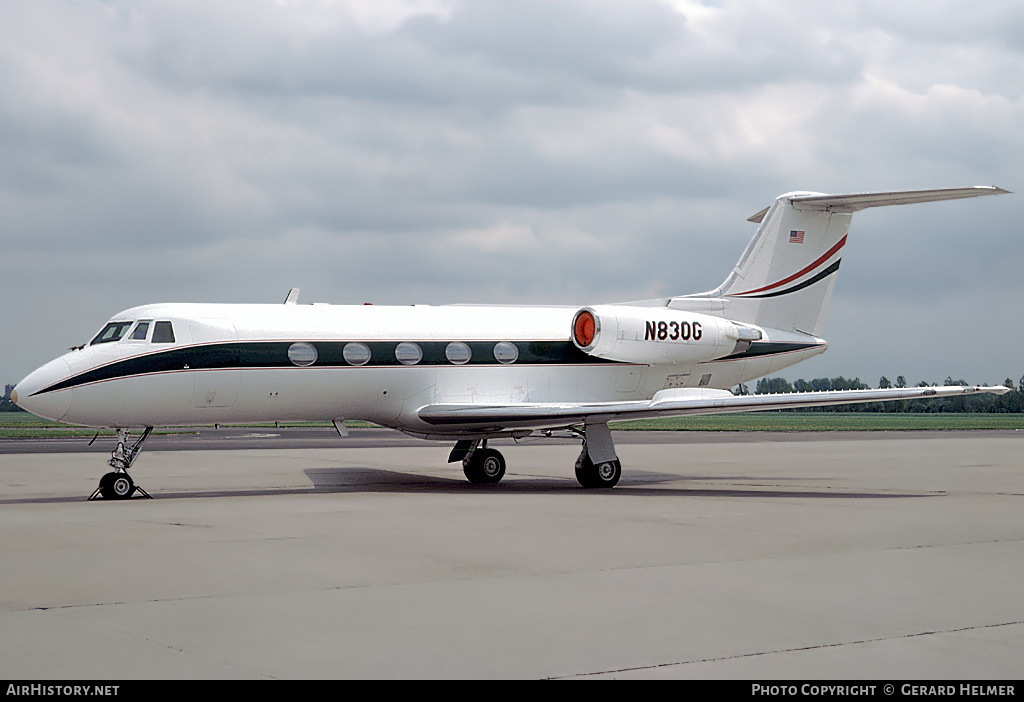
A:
<box><xmin>418</xmin><ymin>385</ymin><xmax>1009</xmax><ymax>433</ymax></box>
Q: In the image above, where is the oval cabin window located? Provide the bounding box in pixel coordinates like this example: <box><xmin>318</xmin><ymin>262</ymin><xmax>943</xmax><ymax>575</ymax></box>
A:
<box><xmin>445</xmin><ymin>342</ymin><xmax>472</xmax><ymax>365</ymax></box>
<box><xmin>493</xmin><ymin>341</ymin><xmax>519</xmax><ymax>364</ymax></box>
<box><xmin>343</xmin><ymin>342</ymin><xmax>371</xmax><ymax>366</ymax></box>
<box><xmin>287</xmin><ymin>342</ymin><xmax>318</xmax><ymax>367</ymax></box>
<box><xmin>395</xmin><ymin>342</ymin><xmax>423</xmax><ymax>365</ymax></box>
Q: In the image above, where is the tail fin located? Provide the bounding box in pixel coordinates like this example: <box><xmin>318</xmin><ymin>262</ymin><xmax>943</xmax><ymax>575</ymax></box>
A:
<box><xmin>679</xmin><ymin>187</ymin><xmax>1008</xmax><ymax>337</ymax></box>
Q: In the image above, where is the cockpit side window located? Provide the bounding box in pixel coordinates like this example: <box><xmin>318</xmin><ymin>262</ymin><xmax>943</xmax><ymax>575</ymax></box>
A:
<box><xmin>90</xmin><ymin>321</ymin><xmax>134</xmax><ymax>345</ymax></box>
<box><xmin>129</xmin><ymin>321</ymin><xmax>151</xmax><ymax>341</ymax></box>
<box><xmin>152</xmin><ymin>321</ymin><xmax>175</xmax><ymax>343</ymax></box>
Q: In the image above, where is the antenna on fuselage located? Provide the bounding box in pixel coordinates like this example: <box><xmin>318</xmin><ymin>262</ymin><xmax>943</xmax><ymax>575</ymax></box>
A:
<box><xmin>283</xmin><ymin>288</ymin><xmax>300</xmax><ymax>305</ymax></box>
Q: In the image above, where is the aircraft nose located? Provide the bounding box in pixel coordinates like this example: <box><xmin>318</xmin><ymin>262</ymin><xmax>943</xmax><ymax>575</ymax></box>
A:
<box><xmin>13</xmin><ymin>358</ymin><xmax>73</xmax><ymax>422</ymax></box>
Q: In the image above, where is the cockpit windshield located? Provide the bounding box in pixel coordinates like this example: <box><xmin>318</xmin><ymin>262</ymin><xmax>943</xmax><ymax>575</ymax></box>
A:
<box><xmin>129</xmin><ymin>321</ymin><xmax>150</xmax><ymax>340</ymax></box>
<box><xmin>90</xmin><ymin>321</ymin><xmax>134</xmax><ymax>345</ymax></box>
<box><xmin>152</xmin><ymin>321</ymin><xmax>175</xmax><ymax>343</ymax></box>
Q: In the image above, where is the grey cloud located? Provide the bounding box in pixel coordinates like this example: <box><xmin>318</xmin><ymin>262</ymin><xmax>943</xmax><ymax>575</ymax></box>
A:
<box><xmin>121</xmin><ymin>0</ymin><xmax>864</xmax><ymax>104</ymax></box>
<box><xmin>2</xmin><ymin>0</ymin><xmax>1021</xmax><ymax>386</ymax></box>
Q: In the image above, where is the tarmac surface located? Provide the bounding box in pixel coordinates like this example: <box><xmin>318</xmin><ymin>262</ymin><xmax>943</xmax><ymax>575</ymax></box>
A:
<box><xmin>1</xmin><ymin>428</ymin><xmax>1022</xmax><ymax>680</ymax></box>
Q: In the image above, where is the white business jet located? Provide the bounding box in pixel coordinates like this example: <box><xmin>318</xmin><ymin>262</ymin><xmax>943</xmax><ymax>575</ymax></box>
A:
<box><xmin>13</xmin><ymin>186</ymin><xmax>1011</xmax><ymax>498</ymax></box>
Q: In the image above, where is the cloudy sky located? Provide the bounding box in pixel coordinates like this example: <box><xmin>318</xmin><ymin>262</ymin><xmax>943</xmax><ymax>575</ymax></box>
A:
<box><xmin>3</xmin><ymin>0</ymin><xmax>1022</xmax><ymax>389</ymax></box>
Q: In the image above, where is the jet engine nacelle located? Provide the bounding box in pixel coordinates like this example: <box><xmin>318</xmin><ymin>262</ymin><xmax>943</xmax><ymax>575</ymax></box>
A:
<box><xmin>571</xmin><ymin>305</ymin><xmax>761</xmax><ymax>365</ymax></box>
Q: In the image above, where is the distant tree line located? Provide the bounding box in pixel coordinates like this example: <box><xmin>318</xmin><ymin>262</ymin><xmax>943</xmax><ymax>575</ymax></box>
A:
<box><xmin>734</xmin><ymin>375</ymin><xmax>1024</xmax><ymax>413</ymax></box>
<box><xmin>4</xmin><ymin>375</ymin><xmax>1023</xmax><ymax>414</ymax></box>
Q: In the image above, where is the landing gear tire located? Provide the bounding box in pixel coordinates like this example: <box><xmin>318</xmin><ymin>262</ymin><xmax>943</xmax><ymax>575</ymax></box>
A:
<box><xmin>575</xmin><ymin>455</ymin><xmax>621</xmax><ymax>489</ymax></box>
<box><xmin>463</xmin><ymin>448</ymin><xmax>506</xmax><ymax>485</ymax></box>
<box><xmin>99</xmin><ymin>471</ymin><xmax>136</xmax><ymax>500</ymax></box>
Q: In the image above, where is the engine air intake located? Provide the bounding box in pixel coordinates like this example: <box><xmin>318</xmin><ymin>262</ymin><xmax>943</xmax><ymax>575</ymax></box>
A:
<box><xmin>573</xmin><ymin>309</ymin><xmax>597</xmax><ymax>349</ymax></box>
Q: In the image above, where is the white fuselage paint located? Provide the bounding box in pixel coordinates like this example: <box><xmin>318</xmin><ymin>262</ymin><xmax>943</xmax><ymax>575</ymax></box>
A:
<box><xmin>14</xmin><ymin>301</ymin><xmax>824</xmax><ymax>434</ymax></box>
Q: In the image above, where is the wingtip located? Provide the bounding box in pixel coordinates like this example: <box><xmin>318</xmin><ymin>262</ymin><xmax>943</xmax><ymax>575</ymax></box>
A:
<box><xmin>963</xmin><ymin>385</ymin><xmax>1011</xmax><ymax>395</ymax></box>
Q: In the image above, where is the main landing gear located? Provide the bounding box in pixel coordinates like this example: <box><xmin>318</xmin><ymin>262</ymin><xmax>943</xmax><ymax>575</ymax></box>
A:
<box><xmin>450</xmin><ymin>439</ymin><xmax>507</xmax><ymax>484</ymax></box>
<box><xmin>574</xmin><ymin>453</ymin><xmax>622</xmax><ymax>489</ymax></box>
<box><xmin>89</xmin><ymin>427</ymin><xmax>154</xmax><ymax>501</ymax></box>
<box><xmin>574</xmin><ymin>421</ymin><xmax>621</xmax><ymax>489</ymax></box>
<box><xmin>449</xmin><ymin>420</ymin><xmax>622</xmax><ymax>489</ymax></box>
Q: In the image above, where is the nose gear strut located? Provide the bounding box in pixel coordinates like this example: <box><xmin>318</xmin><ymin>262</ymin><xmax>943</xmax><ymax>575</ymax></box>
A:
<box><xmin>89</xmin><ymin>427</ymin><xmax>154</xmax><ymax>500</ymax></box>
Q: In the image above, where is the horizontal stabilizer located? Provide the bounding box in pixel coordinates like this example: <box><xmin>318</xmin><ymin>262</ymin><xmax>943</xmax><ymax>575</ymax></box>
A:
<box><xmin>790</xmin><ymin>186</ymin><xmax>1009</xmax><ymax>213</ymax></box>
<box><xmin>419</xmin><ymin>385</ymin><xmax>1009</xmax><ymax>431</ymax></box>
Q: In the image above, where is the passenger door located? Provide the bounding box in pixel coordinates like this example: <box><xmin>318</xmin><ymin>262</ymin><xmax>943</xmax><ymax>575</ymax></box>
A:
<box><xmin>190</xmin><ymin>319</ymin><xmax>240</xmax><ymax>408</ymax></box>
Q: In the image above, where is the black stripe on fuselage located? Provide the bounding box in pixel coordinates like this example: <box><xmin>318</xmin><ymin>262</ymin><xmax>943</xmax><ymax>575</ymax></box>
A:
<box><xmin>33</xmin><ymin>340</ymin><xmax>618</xmax><ymax>396</ymax></box>
<box><xmin>709</xmin><ymin>341</ymin><xmax>824</xmax><ymax>362</ymax></box>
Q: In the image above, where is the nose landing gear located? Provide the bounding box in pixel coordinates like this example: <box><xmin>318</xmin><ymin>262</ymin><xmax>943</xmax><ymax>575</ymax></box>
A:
<box><xmin>89</xmin><ymin>427</ymin><xmax>154</xmax><ymax>500</ymax></box>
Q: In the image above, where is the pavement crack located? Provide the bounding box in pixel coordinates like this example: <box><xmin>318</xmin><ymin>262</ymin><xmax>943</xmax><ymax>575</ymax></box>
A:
<box><xmin>553</xmin><ymin>620</ymin><xmax>1024</xmax><ymax>679</ymax></box>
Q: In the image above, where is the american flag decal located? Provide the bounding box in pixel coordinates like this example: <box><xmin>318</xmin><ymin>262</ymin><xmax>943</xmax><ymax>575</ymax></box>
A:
<box><xmin>789</xmin><ymin>230</ymin><xmax>805</xmax><ymax>244</ymax></box>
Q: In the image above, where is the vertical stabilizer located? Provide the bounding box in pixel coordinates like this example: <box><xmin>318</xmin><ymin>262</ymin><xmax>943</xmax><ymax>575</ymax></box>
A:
<box><xmin>716</xmin><ymin>192</ymin><xmax>850</xmax><ymax>336</ymax></box>
<box><xmin>676</xmin><ymin>187</ymin><xmax>1008</xmax><ymax>337</ymax></box>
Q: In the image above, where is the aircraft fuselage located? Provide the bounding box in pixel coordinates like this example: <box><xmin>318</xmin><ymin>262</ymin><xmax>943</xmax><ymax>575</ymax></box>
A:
<box><xmin>15</xmin><ymin>301</ymin><xmax>824</xmax><ymax>434</ymax></box>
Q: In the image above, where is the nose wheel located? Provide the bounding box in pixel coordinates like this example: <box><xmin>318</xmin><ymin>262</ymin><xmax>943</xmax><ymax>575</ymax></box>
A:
<box><xmin>96</xmin><ymin>471</ymin><xmax>143</xmax><ymax>500</ymax></box>
<box><xmin>89</xmin><ymin>427</ymin><xmax>154</xmax><ymax>500</ymax></box>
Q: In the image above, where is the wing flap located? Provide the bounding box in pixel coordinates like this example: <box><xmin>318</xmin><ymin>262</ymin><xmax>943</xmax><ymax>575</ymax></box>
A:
<box><xmin>418</xmin><ymin>386</ymin><xmax>1009</xmax><ymax>431</ymax></box>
